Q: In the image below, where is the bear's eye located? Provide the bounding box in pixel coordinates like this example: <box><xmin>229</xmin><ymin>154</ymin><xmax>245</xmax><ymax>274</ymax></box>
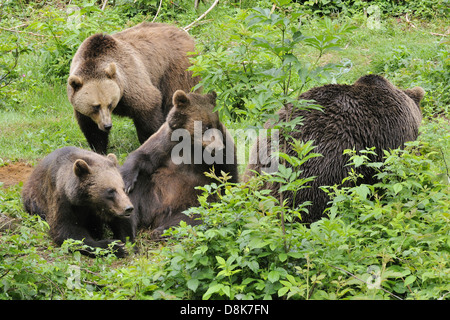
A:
<box><xmin>106</xmin><ymin>188</ymin><xmax>116</xmax><ymax>199</ymax></box>
<box><xmin>108</xmin><ymin>103</ymin><xmax>113</xmax><ymax>110</ymax></box>
<box><xmin>93</xmin><ymin>105</ymin><xmax>101</xmax><ymax>113</ymax></box>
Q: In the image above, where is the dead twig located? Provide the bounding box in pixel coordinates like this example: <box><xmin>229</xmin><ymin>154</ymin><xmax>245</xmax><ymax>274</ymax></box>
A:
<box><xmin>430</xmin><ymin>26</ymin><xmax>450</xmax><ymax>37</ymax></box>
<box><xmin>152</xmin><ymin>0</ymin><xmax>163</xmax><ymax>23</ymax></box>
<box><xmin>430</xmin><ymin>32</ymin><xmax>448</xmax><ymax>37</ymax></box>
<box><xmin>101</xmin><ymin>0</ymin><xmax>108</xmax><ymax>10</ymax></box>
<box><xmin>405</xmin><ymin>13</ymin><xmax>416</xmax><ymax>29</ymax></box>
<box><xmin>183</xmin><ymin>0</ymin><xmax>219</xmax><ymax>32</ymax></box>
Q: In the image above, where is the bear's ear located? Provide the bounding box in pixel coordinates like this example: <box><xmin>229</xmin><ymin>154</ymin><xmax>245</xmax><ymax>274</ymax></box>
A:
<box><xmin>173</xmin><ymin>90</ymin><xmax>190</xmax><ymax>109</ymax></box>
<box><xmin>105</xmin><ymin>62</ymin><xmax>117</xmax><ymax>79</ymax></box>
<box><xmin>207</xmin><ymin>91</ymin><xmax>217</xmax><ymax>105</ymax></box>
<box><xmin>404</xmin><ymin>87</ymin><xmax>425</xmax><ymax>106</ymax></box>
<box><xmin>106</xmin><ymin>153</ymin><xmax>118</xmax><ymax>166</ymax></box>
<box><xmin>68</xmin><ymin>75</ymin><xmax>83</xmax><ymax>91</ymax></box>
<box><xmin>73</xmin><ymin>159</ymin><xmax>91</xmax><ymax>177</ymax></box>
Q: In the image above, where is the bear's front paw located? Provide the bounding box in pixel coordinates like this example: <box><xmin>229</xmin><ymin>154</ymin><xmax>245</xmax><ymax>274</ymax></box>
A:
<box><xmin>120</xmin><ymin>164</ymin><xmax>139</xmax><ymax>194</ymax></box>
<box><xmin>111</xmin><ymin>241</ymin><xmax>128</xmax><ymax>258</ymax></box>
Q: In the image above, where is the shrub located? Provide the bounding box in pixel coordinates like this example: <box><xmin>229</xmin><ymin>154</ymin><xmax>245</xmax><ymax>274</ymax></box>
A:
<box><xmin>189</xmin><ymin>6</ymin><xmax>354</xmax><ymax>125</ymax></box>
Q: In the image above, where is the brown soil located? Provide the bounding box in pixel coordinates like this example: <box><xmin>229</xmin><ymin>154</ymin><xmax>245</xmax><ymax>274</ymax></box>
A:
<box><xmin>0</xmin><ymin>162</ymin><xmax>34</xmax><ymax>188</ymax></box>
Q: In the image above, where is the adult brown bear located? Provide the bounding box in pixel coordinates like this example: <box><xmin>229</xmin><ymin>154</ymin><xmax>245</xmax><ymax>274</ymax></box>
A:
<box><xmin>67</xmin><ymin>22</ymin><xmax>199</xmax><ymax>154</ymax></box>
<box><xmin>22</xmin><ymin>147</ymin><xmax>135</xmax><ymax>257</ymax></box>
<box><xmin>120</xmin><ymin>90</ymin><xmax>238</xmax><ymax>239</ymax></box>
<box><xmin>245</xmin><ymin>74</ymin><xmax>424</xmax><ymax>224</ymax></box>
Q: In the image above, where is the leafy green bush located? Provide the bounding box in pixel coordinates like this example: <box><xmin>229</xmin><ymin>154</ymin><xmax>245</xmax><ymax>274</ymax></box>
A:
<box><xmin>189</xmin><ymin>7</ymin><xmax>354</xmax><ymax>125</ymax></box>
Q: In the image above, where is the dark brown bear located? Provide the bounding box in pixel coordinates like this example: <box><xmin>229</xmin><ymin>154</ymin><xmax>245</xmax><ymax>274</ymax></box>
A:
<box><xmin>245</xmin><ymin>74</ymin><xmax>424</xmax><ymax>224</ymax></box>
<box><xmin>67</xmin><ymin>22</ymin><xmax>199</xmax><ymax>154</ymax></box>
<box><xmin>22</xmin><ymin>147</ymin><xmax>135</xmax><ymax>257</ymax></box>
<box><xmin>120</xmin><ymin>90</ymin><xmax>238</xmax><ymax>239</ymax></box>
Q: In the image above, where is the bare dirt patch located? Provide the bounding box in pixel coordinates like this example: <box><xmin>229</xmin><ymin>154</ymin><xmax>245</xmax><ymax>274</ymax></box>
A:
<box><xmin>0</xmin><ymin>162</ymin><xmax>34</xmax><ymax>188</ymax></box>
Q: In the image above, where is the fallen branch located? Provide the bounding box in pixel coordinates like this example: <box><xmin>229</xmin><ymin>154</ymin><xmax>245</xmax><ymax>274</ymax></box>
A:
<box><xmin>152</xmin><ymin>0</ymin><xmax>163</xmax><ymax>23</ymax></box>
<box><xmin>183</xmin><ymin>0</ymin><xmax>219</xmax><ymax>32</ymax></box>
<box><xmin>430</xmin><ymin>32</ymin><xmax>448</xmax><ymax>37</ymax></box>
<box><xmin>405</xmin><ymin>13</ymin><xmax>416</xmax><ymax>29</ymax></box>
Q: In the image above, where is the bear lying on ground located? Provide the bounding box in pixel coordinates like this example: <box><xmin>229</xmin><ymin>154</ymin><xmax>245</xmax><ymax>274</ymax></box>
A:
<box><xmin>245</xmin><ymin>74</ymin><xmax>424</xmax><ymax>224</ymax></box>
<box><xmin>22</xmin><ymin>147</ymin><xmax>135</xmax><ymax>257</ymax></box>
<box><xmin>67</xmin><ymin>22</ymin><xmax>199</xmax><ymax>154</ymax></box>
<box><xmin>120</xmin><ymin>90</ymin><xmax>238</xmax><ymax>239</ymax></box>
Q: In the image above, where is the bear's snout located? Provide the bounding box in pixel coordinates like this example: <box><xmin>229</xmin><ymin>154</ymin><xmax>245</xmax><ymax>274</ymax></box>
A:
<box><xmin>123</xmin><ymin>205</ymin><xmax>134</xmax><ymax>217</ymax></box>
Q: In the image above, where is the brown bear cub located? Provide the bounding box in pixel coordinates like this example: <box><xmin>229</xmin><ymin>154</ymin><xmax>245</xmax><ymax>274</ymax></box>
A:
<box><xmin>245</xmin><ymin>74</ymin><xmax>424</xmax><ymax>224</ymax></box>
<box><xmin>67</xmin><ymin>22</ymin><xmax>199</xmax><ymax>154</ymax></box>
<box><xmin>120</xmin><ymin>90</ymin><xmax>238</xmax><ymax>239</ymax></box>
<box><xmin>22</xmin><ymin>147</ymin><xmax>135</xmax><ymax>257</ymax></box>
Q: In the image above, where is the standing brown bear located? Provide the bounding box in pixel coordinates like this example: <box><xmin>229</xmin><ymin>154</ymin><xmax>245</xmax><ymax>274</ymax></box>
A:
<box><xmin>120</xmin><ymin>90</ymin><xmax>238</xmax><ymax>239</ymax></box>
<box><xmin>67</xmin><ymin>22</ymin><xmax>199</xmax><ymax>154</ymax></box>
<box><xmin>22</xmin><ymin>147</ymin><xmax>135</xmax><ymax>257</ymax></box>
<box><xmin>245</xmin><ymin>74</ymin><xmax>424</xmax><ymax>224</ymax></box>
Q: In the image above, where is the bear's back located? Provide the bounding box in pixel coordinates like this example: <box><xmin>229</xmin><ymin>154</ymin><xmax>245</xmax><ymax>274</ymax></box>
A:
<box><xmin>249</xmin><ymin>75</ymin><xmax>423</xmax><ymax>223</ymax></box>
<box><xmin>22</xmin><ymin>147</ymin><xmax>79</xmax><ymax>219</ymax></box>
<box><xmin>285</xmin><ymin>78</ymin><xmax>420</xmax><ymax>152</ymax></box>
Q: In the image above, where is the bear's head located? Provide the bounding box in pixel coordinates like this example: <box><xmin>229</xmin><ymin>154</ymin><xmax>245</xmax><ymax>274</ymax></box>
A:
<box><xmin>72</xmin><ymin>153</ymin><xmax>134</xmax><ymax>221</ymax></box>
<box><xmin>67</xmin><ymin>62</ymin><xmax>122</xmax><ymax>133</ymax></box>
<box><xmin>167</xmin><ymin>90</ymin><xmax>224</xmax><ymax>151</ymax></box>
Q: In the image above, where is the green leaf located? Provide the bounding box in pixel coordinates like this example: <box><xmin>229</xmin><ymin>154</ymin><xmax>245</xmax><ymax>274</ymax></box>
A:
<box><xmin>203</xmin><ymin>283</ymin><xmax>224</xmax><ymax>300</ymax></box>
<box><xmin>279</xmin><ymin>253</ymin><xmax>288</xmax><ymax>262</ymax></box>
<box><xmin>268</xmin><ymin>270</ymin><xmax>281</xmax><ymax>283</ymax></box>
<box><xmin>404</xmin><ymin>275</ymin><xmax>416</xmax><ymax>286</ymax></box>
<box><xmin>353</xmin><ymin>156</ymin><xmax>365</xmax><ymax>167</ymax></box>
<box><xmin>187</xmin><ymin>279</ymin><xmax>199</xmax><ymax>292</ymax></box>
<box><xmin>216</xmin><ymin>256</ymin><xmax>226</xmax><ymax>265</ymax></box>
<box><xmin>393</xmin><ymin>183</ymin><xmax>403</xmax><ymax>194</ymax></box>
<box><xmin>278</xmin><ymin>286</ymin><xmax>290</xmax><ymax>297</ymax></box>
<box><xmin>355</xmin><ymin>185</ymin><xmax>370</xmax><ymax>200</ymax></box>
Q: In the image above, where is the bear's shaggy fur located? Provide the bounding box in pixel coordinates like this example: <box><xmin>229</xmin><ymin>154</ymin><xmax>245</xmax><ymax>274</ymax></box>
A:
<box><xmin>22</xmin><ymin>147</ymin><xmax>135</xmax><ymax>257</ymax></box>
<box><xmin>245</xmin><ymin>75</ymin><xmax>424</xmax><ymax>224</ymax></box>
<box><xmin>120</xmin><ymin>91</ymin><xmax>238</xmax><ymax>239</ymax></box>
<box><xmin>67</xmin><ymin>22</ymin><xmax>199</xmax><ymax>154</ymax></box>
